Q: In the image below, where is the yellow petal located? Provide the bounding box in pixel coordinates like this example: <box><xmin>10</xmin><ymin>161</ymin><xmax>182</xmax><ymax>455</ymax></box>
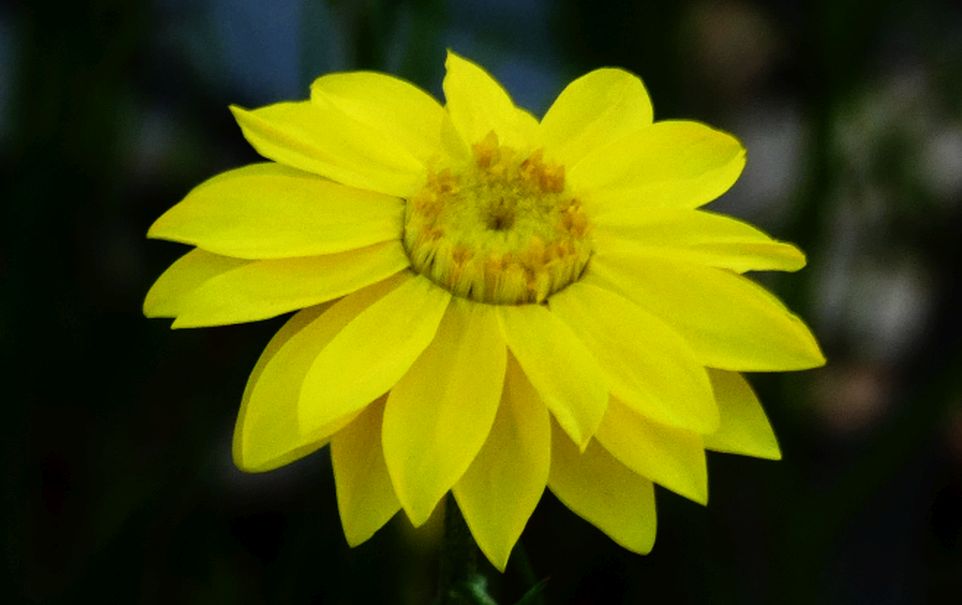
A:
<box><xmin>230</xmin><ymin>102</ymin><xmax>424</xmax><ymax>197</ymax></box>
<box><xmin>232</xmin><ymin>277</ymin><xmax>401</xmax><ymax>472</ymax></box>
<box><xmin>594</xmin><ymin>207</ymin><xmax>806</xmax><ymax>273</ymax></box>
<box><xmin>540</xmin><ymin>68</ymin><xmax>653</xmax><ymax>167</ymax></box>
<box><xmin>453</xmin><ymin>357</ymin><xmax>550</xmax><ymax>571</ymax></box>
<box><xmin>570</xmin><ymin>120</ymin><xmax>745</xmax><ymax>209</ymax></box>
<box><xmin>703</xmin><ymin>370</ymin><xmax>781</xmax><ymax>460</ymax></box>
<box><xmin>310</xmin><ymin>71</ymin><xmax>446</xmax><ymax>163</ymax></box>
<box><xmin>588</xmin><ymin>255</ymin><xmax>825</xmax><ymax>371</ymax></box>
<box><xmin>550</xmin><ymin>283</ymin><xmax>718</xmax><ymax>433</ymax></box>
<box><xmin>299</xmin><ymin>275</ymin><xmax>450</xmax><ymax>437</ymax></box>
<box><xmin>548</xmin><ymin>422</ymin><xmax>657</xmax><ymax>554</ymax></box>
<box><xmin>383</xmin><ymin>299</ymin><xmax>506</xmax><ymax>527</ymax></box>
<box><xmin>171</xmin><ymin>241</ymin><xmax>409</xmax><ymax>328</ymax></box>
<box><xmin>442</xmin><ymin>50</ymin><xmax>537</xmax><ymax>149</ymax></box>
<box><xmin>143</xmin><ymin>249</ymin><xmax>248</xmax><ymax>319</ymax></box>
<box><xmin>147</xmin><ymin>163</ymin><xmax>404</xmax><ymax>259</ymax></box>
<box><xmin>233</xmin><ymin>280</ymin><xmax>380</xmax><ymax>473</ymax></box>
<box><xmin>331</xmin><ymin>397</ymin><xmax>401</xmax><ymax>546</ymax></box>
<box><xmin>234</xmin><ymin>305</ymin><xmax>331</xmax><ymax>472</ymax></box>
<box><xmin>595</xmin><ymin>398</ymin><xmax>708</xmax><ymax>504</ymax></box>
<box><xmin>497</xmin><ymin>304</ymin><xmax>608</xmax><ymax>449</ymax></box>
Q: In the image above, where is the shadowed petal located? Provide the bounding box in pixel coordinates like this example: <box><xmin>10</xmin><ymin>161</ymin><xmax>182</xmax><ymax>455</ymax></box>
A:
<box><xmin>550</xmin><ymin>283</ymin><xmax>718</xmax><ymax>433</ymax></box>
<box><xmin>331</xmin><ymin>397</ymin><xmax>401</xmax><ymax>546</ymax></box>
<box><xmin>171</xmin><ymin>242</ymin><xmax>409</xmax><ymax>328</ymax></box>
<box><xmin>548</xmin><ymin>422</ymin><xmax>657</xmax><ymax>554</ymax></box>
<box><xmin>497</xmin><ymin>304</ymin><xmax>608</xmax><ymax>449</ymax></box>
<box><xmin>703</xmin><ymin>370</ymin><xmax>781</xmax><ymax>460</ymax></box>
<box><xmin>596</xmin><ymin>398</ymin><xmax>709</xmax><ymax>504</ymax></box>
<box><xmin>453</xmin><ymin>356</ymin><xmax>550</xmax><ymax>571</ymax></box>
<box><xmin>233</xmin><ymin>276</ymin><xmax>403</xmax><ymax>472</ymax></box>
<box><xmin>383</xmin><ymin>299</ymin><xmax>506</xmax><ymax>527</ymax></box>
<box><xmin>143</xmin><ymin>249</ymin><xmax>248</xmax><ymax>319</ymax></box>
<box><xmin>298</xmin><ymin>275</ymin><xmax>451</xmax><ymax>437</ymax></box>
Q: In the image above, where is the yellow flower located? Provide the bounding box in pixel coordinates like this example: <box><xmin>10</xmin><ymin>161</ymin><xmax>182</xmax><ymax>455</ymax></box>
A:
<box><xmin>145</xmin><ymin>52</ymin><xmax>824</xmax><ymax>570</ymax></box>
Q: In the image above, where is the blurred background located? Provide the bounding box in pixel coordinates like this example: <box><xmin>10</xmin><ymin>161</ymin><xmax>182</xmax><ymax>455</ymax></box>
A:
<box><xmin>2</xmin><ymin>0</ymin><xmax>961</xmax><ymax>603</ymax></box>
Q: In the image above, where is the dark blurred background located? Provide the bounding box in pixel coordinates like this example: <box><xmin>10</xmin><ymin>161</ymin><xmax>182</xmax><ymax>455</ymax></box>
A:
<box><xmin>2</xmin><ymin>0</ymin><xmax>961</xmax><ymax>603</ymax></box>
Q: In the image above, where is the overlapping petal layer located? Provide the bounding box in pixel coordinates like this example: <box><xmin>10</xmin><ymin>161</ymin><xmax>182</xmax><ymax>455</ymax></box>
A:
<box><xmin>703</xmin><ymin>369</ymin><xmax>782</xmax><ymax>460</ymax></box>
<box><xmin>383</xmin><ymin>299</ymin><xmax>506</xmax><ymax>526</ymax></box>
<box><xmin>588</xmin><ymin>255</ymin><xmax>824</xmax><ymax>371</ymax></box>
<box><xmin>231</xmin><ymin>101</ymin><xmax>424</xmax><ymax>197</ymax></box>
<box><xmin>168</xmin><ymin>242</ymin><xmax>408</xmax><ymax>328</ymax></box>
<box><xmin>331</xmin><ymin>397</ymin><xmax>400</xmax><ymax>545</ymax></box>
<box><xmin>498</xmin><ymin>303</ymin><xmax>608</xmax><ymax>449</ymax></box>
<box><xmin>549</xmin><ymin>282</ymin><xmax>718</xmax><ymax>433</ymax></box>
<box><xmin>548</xmin><ymin>421</ymin><xmax>657</xmax><ymax>554</ymax></box>
<box><xmin>593</xmin><ymin>207</ymin><xmax>805</xmax><ymax>273</ymax></box>
<box><xmin>443</xmin><ymin>51</ymin><xmax>539</xmax><ymax>150</ymax></box>
<box><xmin>540</xmin><ymin>68</ymin><xmax>653</xmax><ymax>167</ymax></box>
<box><xmin>453</xmin><ymin>357</ymin><xmax>551</xmax><ymax>571</ymax></box>
<box><xmin>232</xmin><ymin>278</ymin><xmax>401</xmax><ymax>472</ymax></box>
<box><xmin>570</xmin><ymin>120</ymin><xmax>745</xmax><ymax>210</ymax></box>
<box><xmin>595</xmin><ymin>398</ymin><xmax>708</xmax><ymax>504</ymax></box>
<box><xmin>144</xmin><ymin>249</ymin><xmax>248</xmax><ymax>318</ymax></box>
<box><xmin>148</xmin><ymin>163</ymin><xmax>404</xmax><ymax>259</ymax></box>
<box><xmin>299</xmin><ymin>274</ymin><xmax>450</xmax><ymax>436</ymax></box>
<box><xmin>310</xmin><ymin>71</ymin><xmax>446</xmax><ymax>163</ymax></box>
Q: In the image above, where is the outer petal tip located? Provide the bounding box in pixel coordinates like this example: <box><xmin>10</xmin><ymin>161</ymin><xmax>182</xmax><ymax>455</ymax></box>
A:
<box><xmin>444</xmin><ymin>48</ymin><xmax>466</xmax><ymax>68</ymax></box>
<box><xmin>693</xmin><ymin>480</ymin><xmax>710</xmax><ymax>506</ymax></box>
<box><xmin>796</xmin><ymin>329</ymin><xmax>828</xmax><ymax>369</ymax></box>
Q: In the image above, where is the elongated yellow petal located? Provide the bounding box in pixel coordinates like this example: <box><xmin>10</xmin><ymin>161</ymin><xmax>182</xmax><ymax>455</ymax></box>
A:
<box><xmin>230</xmin><ymin>102</ymin><xmax>424</xmax><ymax>197</ymax></box>
<box><xmin>594</xmin><ymin>207</ymin><xmax>805</xmax><ymax>273</ymax></box>
<box><xmin>588</xmin><ymin>255</ymin><xmax>825</xmax><ymax>371</ymax></box>
<box><xmin>311</xmin><ymin>71</ymin><xmax>446</xmax><ymax>163</ymax></box>
<box><xmin>299</xmin><ymin>275</ymin><xmax>450</xmax><ymax>437</ymax></box>
<box><xmin>171</xmin><ymin>242</ymin><xmax>409</xmax><ymax>328</ymax></box>
<box><xmin>497</xmin><ymin>304</ymin><xmax>608</xmax><ymax>449</ymax></box>
<box><xmin>147</xmin><ymin>163</ymin><xmax>404</xmax><ymax>259</ymax></box>
<box><xmin>540</xmin><ymin>68</ymin><xmax>653</xmax><ymax>167</ymax></box>
<box><xmin>703</xmin><ymin>370</ymin><xmax>781</xmax><ymax>460</ymax></box>
<box><xmin>383</xmin><ymin>300</ymin><xmax>506</xmax><ymax>526</ymax></box>
<box><xmin>233</xmin><ymin>305</ymin><xmax>330</xmax><ymax>472</ymax></box>
<box><xmin>232</xmin><ymin>276</ymin><xmax>403</xmax><ymax>472</ymax></box>
<box><xmin>548</xmin><ymin>422</ymin><xmax>657</xmax><ymax>554</ymax></box>
<box><xmin>550</xmin><ymin>283</ymin><xmax>718</xmax><ymax>433</ymax></box>
<box><xmin>453</xmin><ymin>357</ymin><xmax>550</xmax><ymax>571</ymax></box>
<box><xmin>442</xmin><ymin>50</ymin><xmax>537</xmax><ymax>149</ymax></box>
<box><xmin>570</xmin><ymin>120</ymin><xmax>745</xmax><ymax>209</ymax></box>
<box><xmin>596</xmin><ymin>398</ymin><xmax>708</xmax><ymax>504</ymax></box>
<box><xmin>144</xmin><ymin>249</ymin><xmax>248</xmax><ymax>318</ymax></box>
<box><xmin>331</xmin><ymin>397</ymin><xmax>400</xmax><ymax>546</ymax></box>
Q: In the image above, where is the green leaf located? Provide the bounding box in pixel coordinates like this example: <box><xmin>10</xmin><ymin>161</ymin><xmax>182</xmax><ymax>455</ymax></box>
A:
<box><xmin>513</xmin><ymin>579</ymin><xmax>549</xmax><ymax>605</ymax></box>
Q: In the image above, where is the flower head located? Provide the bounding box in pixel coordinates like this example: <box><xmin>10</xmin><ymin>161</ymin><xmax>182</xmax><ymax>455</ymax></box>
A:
<box><xmin>145</xmin><ymin>52</ymin><xmax>824</xmax><ymax>570</ymax></box>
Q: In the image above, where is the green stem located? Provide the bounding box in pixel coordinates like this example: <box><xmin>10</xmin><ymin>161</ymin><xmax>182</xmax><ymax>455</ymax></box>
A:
<box><xmin>437</xmin><ymin>496</ymin><xmax>497</xmax><ymax>605</ymax></box>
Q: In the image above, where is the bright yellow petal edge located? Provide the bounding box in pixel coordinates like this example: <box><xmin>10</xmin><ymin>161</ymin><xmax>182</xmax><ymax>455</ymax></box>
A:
<box><xmin>145</xmin><ymin>51</ymin><xmax>825</xmax><ymax>571</ymax></box>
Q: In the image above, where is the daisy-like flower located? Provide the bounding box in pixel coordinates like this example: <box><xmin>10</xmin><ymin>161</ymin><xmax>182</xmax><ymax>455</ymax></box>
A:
<box><xmin>145</xmin><ymin>52</ymin><xmax>824</xmax><ymax>571</ymax></box>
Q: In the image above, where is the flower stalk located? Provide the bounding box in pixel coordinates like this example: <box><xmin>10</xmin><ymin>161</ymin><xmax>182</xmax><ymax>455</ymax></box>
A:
<box><xmin>438</xmin><ymin>496</ymin><xmax>497</xmax><ymax>605</ymax></box>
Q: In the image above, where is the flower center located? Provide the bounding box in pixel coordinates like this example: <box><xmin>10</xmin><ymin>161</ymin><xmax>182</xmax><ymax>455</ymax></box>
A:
<box><xmin>403</xmin><ymin>132</ymin><xmax>592</xmax><ymax>305</ymax></box>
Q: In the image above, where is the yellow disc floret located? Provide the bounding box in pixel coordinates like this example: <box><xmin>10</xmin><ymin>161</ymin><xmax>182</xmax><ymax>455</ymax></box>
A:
<box><xmin>403</xmin><ymin>132</ymin><xmax>592</xmax><ymax>305</ymax></box>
